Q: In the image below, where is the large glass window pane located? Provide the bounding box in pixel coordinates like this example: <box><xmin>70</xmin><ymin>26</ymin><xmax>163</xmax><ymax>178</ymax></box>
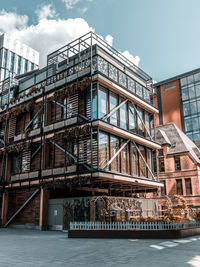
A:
<box><xmin>188</xmin><ymin>85</ymin><xmax>195</xmax><ymax>99</ymax></box>
<box><xmin>10</xmin><ymin>52</ymin><xmax>15</xmax><ymax>73</ymax></box>
<box><xmin>121</xmin><ymin>140</ymin><xmax>130</xmax><ymax>174</ymax></box>
<box><xmin>98</xmin><ymin>57</ymin><xmax>108</xmax><ymax>76</ymax></box>
<box><xmin>195</xmin><ymin>83</ymin><xmax>200</xmax><ymax>97</ymax></box>
<box><xmin>17</xmin><ymin>56</ymin><xmax>21</xmax><ymax>75</ymax></box>
<box><xmin>24</xmin><ymin>59</ymin><xmax>28</xmax><ymax>73</ymax></box>
<box><xmin>98</xmin><ymin>88</ymin><xmax>107</xmax><ymax>119</ymax></box>
<box><xmin>143</xmin><ymin>88</ymin><xmax>150</xmax><ymax>103</ymax></box>
<box><xmin>120</xmin><ymin>101</ymin><xmax>127</xmax><ymax>129</ymax></box>
<box><xmin>136</xmin><ymin>83</ymin><xmax>143</xmax><ymax>97</ymax></box>
<box><xmin>118</xmin><ymin>71</ymin><xmax>127</xmax><ymax>87</ymax></box>
<box><xmin>138</xmin><ymin>145</ymin><xmax>146</xmax><ymax>177</ymax></box>
<box><xmin>86</xmin><ymin>87</ymin><xmax>97</xmax><ymax>119</ymax></box>
<box><xmin>187</xmin><ymin>75</ymin><xmax>194</xmax><ymax>85</ymax></box>
<box><xmin>127</xmin><ymin>77</ymin><xmax>135</xmax><ymax>93</ymax></box>
<box><xmin>197</xmin><ymin>100</ymin><xmax>200</xmax><ymax>112</ymax></box>
<box><xmin>190</xmin><ymin>101</ymin><xmax>197</xmax><ymax>115</ymax></box>
<box><xmin>109</xmin><ymin>93</ymin><xmax>118</xmax><ymax>126</ymax></box>
<box><xmin>180</xmin><ymin>77</ymin><xmax>187</xmax><ymax>86</ymax></box>
<box><xmin>132</xmin><ymin>145</ymin><xmax>138</xmax><ymax>176</ymax></box>
<box><xmin>184</xmin><ymin>117</ymin><xmax>192</xmax><ymax>132</ymax></box>
<box><xmin>99</xmin><ymin>132</ymin><xmax>109</xmax><ymax>169</ymax></box>
<box><xmin>109</xmin><ymin>64</ymin><xmax>118</xmax><ymax>82</ymax></box>
<box><xmin>181</xmin><ymin>87</ymin><xmax>189</xmax><ymax>101</ymax></box>
<box><xmin>194</xmin><ymin>72</ymin><xmax>200</xmax><ymax>83</ymax></box>
<box><xmin>146</xmin><ymin>148</ymin><xmax>152</xmax><ymax>178</ymax></box>
<box><xmin>137</xmin><ymin>107</ymin><xmax>144</xmax><ymax>136</ymax></box>
<box><xmin>129</xmin><ymin>105</ymin><xmax>136</xmax><ymax>133</ymax></box>
<box><xmin>183</xmin><ymin>101</ymin><xmax>190</xmax><ymax>116</ymax></box>
<box><xmin>3</xmin><ymin>49</ymin><xmax>8</xmax><ymax>68</ymax></box>
<box><xmin>193</xmin><ymin>131</ymin><xmax>200</xmax><ymax>141</ymax></box>
<box><xmin>110</xmin><ymin>136</ymin><xmax>120</xmax><ymax>172</ymax></box>
<box><xmin>145</xmin><ymin>112</ymin><xmax>151</xmax><ymax>138</ymax></box>
<box><xmin>192</xmin><ymin>116</ymin><xmax>199</xmax><ymax>130</ymax></box>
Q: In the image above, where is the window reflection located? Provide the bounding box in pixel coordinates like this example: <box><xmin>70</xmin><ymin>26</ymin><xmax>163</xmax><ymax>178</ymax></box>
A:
<box><xmin>120</xmin><ymin>101</ymin><xmax>127</xmax><ymax>129</ymax></box>
<box><xmin>98</xmin><ymin>89</ymin><xmax>107</xmax><ymax>119</ymax></box>
<box><xmin>110</xmin><ymin>136</ymin><xmax>120</xmax><ymax>172</ymax></box>
<box><xmin>109</xmin><ymin>93</ymin><xmax>118</xmax><ymax>126</ymax></box>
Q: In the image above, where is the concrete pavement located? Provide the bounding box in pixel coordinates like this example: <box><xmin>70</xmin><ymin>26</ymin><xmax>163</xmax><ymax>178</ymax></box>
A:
<box><xmin>0</xmin><ymin>229</ymin><xmax>200</xmax><ymax>266</ymax></box>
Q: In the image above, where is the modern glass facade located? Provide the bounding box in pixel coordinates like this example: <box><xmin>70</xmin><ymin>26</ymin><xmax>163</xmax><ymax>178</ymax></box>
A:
<box><xmin>180</xmin><ymin>71</ymin><xmax>200</xmax><ymax>141</ymax></box>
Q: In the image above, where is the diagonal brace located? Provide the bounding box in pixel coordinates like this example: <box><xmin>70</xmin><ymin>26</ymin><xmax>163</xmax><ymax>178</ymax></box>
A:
<box><xmin>132</xmin><ymin>141</ymin><xmax>155</xmax><ymax>180</ymax></box>
<box><xmin>24</xmin><ymin>107</ymin><xmax>42</xmax><ymax>131</ymax></box>
<box><xmin>103</xmin><ymin>139</ymin><xmax>130</xmax><ymax>170</ymax></box>
<box><xmin>49</xmin><ymin>140</ymin><xmax>92</xmax><ymax>171</ymax></box>
<box><xmin>101</xmin><ymin>99</ymin><xmax>128</xmax><ymax>121</ymax></box>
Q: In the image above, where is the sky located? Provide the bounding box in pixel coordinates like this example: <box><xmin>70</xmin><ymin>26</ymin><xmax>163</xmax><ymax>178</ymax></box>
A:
<box><xmin>1</xmin><ymin>0</ymin><xmax>200</xmax><ymax>82</ymax></box>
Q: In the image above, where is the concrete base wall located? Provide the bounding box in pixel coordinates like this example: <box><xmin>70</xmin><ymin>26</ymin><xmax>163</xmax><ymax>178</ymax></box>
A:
<box><xmin>68</xmin><ymin>228</ymin><xmax>200</xmax><ymax>239</ymax></box>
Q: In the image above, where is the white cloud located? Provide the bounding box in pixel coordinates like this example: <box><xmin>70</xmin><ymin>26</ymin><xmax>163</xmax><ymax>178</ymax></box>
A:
<box><xmin>35</xmin><ymin>4</ymin><xmax>57</xmax><ymax>20</ymax></box>
<box><xmin>105</xmin><ymin>34</ymin><xmax>113</xmax><ymax>46</ymax></box>
<box><xmin>122</xmin><ymin>50</ymin><xmax>140</xmax><ymax>67</ymax></box>
<box><xmin>79</xmin><ymin>7</ymin><xmax>88</xmax><ymax>14</ymax></box>
<box><xmin>62</xmin><ymin>0</ymin><xmax>81</xmax><ymax>9</ymax></box>
<box><xmin>0</xmin><ymin>9</ymin><xmax>141</xmax><ymax>69</ymax></box>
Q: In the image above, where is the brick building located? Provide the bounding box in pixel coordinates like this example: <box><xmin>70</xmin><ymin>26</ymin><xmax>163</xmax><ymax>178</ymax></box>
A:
<box><xmin>154</xmin><ymin>68</ymin><xmax>200</xmax><ymax>147</ymax></box>
<box><xmin>0</xmin><ymin>32</ymin><xmax>162</xmax><ymax>229</ymax></box>
<box><xmin>155</xmin><ymin>123</ymin><xmax>200</xmax><ymax>210</ymax></box>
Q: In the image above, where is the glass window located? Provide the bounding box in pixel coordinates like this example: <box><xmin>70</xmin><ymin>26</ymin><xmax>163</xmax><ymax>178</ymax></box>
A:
<box><xmin>120</xmin><ymin>101</ymin><xmax>127</xmax><ymax>129</ymax></box>
<box><xmin>194</xmin><ymin>72</ymin><xmax>200</xmax><ymax>83</ymax></box>
<box><xmin>24</xmin><ymin>59</ymin><xmax>28</xmax><ymax>73</ymax></box>
<box><xmin>145</xmin><ymin>112</ymin><xmax>151</xmax><ymax>138</ymax></box>
<box><xmin>17</xmin><ymin>56</ymin><xmax>21</xmax><ymax>75</ymax></box>
<box><xmin>183</xmin><ymin>101</ymin><xmax>190</xmax><ymax>116</ymax></box>
<box><xmin>129</xmin><ymin>105</ymin><xmax>136</xmax><ymax>133</ymax></box>
<box><xmin>159</xmin><ymin>158</ymin><xmax>165</xmax><ymax>172</ymax></box>
<box><xmin>121</xmin><ymin>140</ymin><xmax>130</xmax><ymax>174</ymax></box>
<box><xmin>192</xmin><ymin>116</ymin><xmax>199</xmax><ymax>130</ymax></box>
<box><xmin>98</xmin><ymin>88</ymin><xmax>107</xmax><ymax>119</ymax></box>
<box><xmin>109</xmin><ymin>93</ymin><xmax>118</xmax><ymax>126</ymax></box>
<box><xmin>98</xmin><ymin>57</ymin><xmax>108</xmax><ymax>76</ymax></box>
<box><xmin>197</xmin><ymin>100</ymin><xmax>200</xmax><ymax>112</ymax></box>
<box><xmin>136</xmin><ymin>83</ymin><xmax>143</xmax><ymax>97</ymax></box>
<box><xmin>99</xmin><ymin>132</ymin><xmax>109</xmax><ymax>169</ymax></box>
<box><xmin>109</xmin><ymin>64</ymin><xmax>118</xmax><ymax>82</ymax></box>
<box><xmin>3</xmin><ymin>49</ymin><xmax>8</xmax><ymax>68</ymax></box>
<box><xmin>110</xmin><ymin>136</ymin><xmax>120</xmax><ymax>172</ymax></box>
<box><xmin>174</xmin><ymin>156</ymin><xmax>181</xmax><ymax>171</ymax></box>
<box><xmin>146</xmin><ymin>148</ymin><xmax>152</xmax><ymax>178</ymax></box>
<box><xmin>137</xmin><ymin>107</ymin><xmax>144</xmax><ymax>136</ymax></box>
<box><xmin>10</xmin><ymin>52</ymin><xmax>15</xmax><ymax>73</ymax></box>
<box><xmin>143</xmin><ymin>88</ymin><xmax>150</xmax><ymax>103</ymax></box>
<box><xmin>195</xmin><ymin>83</ymin><xmax>200</xmax><ymax>97</ymax></box>
<box><xmin>31</xmin><ymin>62</ymin><xmax>34</xmax><ymax>71</ymax></box>
<box><xmin>138</xmin><ymin>145</ymin><xmax>146</xmax><ymax>177</ymax></box>
<box><xmin>184</xmin><ymin>117</ymin><xmax>192</xmax><ymax>132</ymax></box>
<box><xmin>127</xmin><ymin>77</ymin><xmax>135</xmax><ymax>92</ymax></box>
<box><xmin>188</xmin><ymin>85</ymin><xmax>195</xmax><ymax>99</ymax></box>
<box><xmin>181</xmin><ymin>87</ymin><xmax>189</xmax><ymax>101</ymax></box>
<box><xmin>185</xmin><ymin>178</ymin><xmax>192</xmax><ymax>195</ymax></box>
<box><xmin>11</xmin><ymin>152</ymin><xmax>22</xmax><ymax>175</ymax></box>
<box><xmin>193</xmin><ymin>131</ymin><xmax>200</xmax><ymax>141</ymax></box>
<box><xmin>118</xmin><ymin>71</ymin><xmax>127</xmax><ymax>87</ymax></box>
<box><xmin>86</xmin><ymin>87</ymin><xmax>97</xmax><ymax>119</ymax></box>
<box><xmin>190</xmin><ymin>101</ymin><xmax>197</xmax><ymax>115</ymax></box>
<box><xmin>187</xmin><ymin>75</ymin><xmax>194</xmax><ymax>85</ymax></box>
<box><xmin>176</xmin><ymin>179</ymin><xmax>183</xmax><ymax>195</ymax></box>
<box><xmin>180</xmin><ymin>77</ymin><xmax>187</xmax><ymax>87</ymax></box>
<box><xmin>132</xmin><ymin>145</ymin><xmax>138</xmax><ymax>176</ymax></box>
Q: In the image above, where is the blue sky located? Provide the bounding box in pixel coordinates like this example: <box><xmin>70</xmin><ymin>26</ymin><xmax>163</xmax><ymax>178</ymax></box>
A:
<box><xmin>1</xmin><ymin>0</ymin><xmax>200</xmax><ymax>82</ymax></box>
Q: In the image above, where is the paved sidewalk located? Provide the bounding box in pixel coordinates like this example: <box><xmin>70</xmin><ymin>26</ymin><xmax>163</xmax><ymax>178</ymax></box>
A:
<box><xmin>0</xmin><ymin>228</ymin><xmax>200</xmax><ymax>266</ymax></box>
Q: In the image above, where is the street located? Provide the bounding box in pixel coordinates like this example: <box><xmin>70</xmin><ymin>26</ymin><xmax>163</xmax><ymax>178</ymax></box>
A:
<box><xmin>0</xmin><ymin>229</ymin><xmax>200</xmax><ymax>267</ymax></box>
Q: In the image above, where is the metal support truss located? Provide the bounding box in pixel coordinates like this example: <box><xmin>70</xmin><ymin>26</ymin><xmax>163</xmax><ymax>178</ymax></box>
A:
<box><xmin>24</xmin><ymin>106</ymin><xmax>42</xmax><ymax>131</ymax></box>
<box><xmin>130</xmin><ymin>101</ymin><xmax>153</xmax><ymax>141</ymax></box>
<box><xmin>132</xmin><ymin>140</ymin><xmax>155</xmax><ymax>180</ymax></box>
<box><xmin>49</xmin><ymin>140</ymin><xmax>92</xmax><ymax>171</ymax></box>
<box><xmin>101</xmin><ymin>99</ymin><xmax>128</xmax><ymax>121</ymax></box>
<box><xmin>103</xmin><ymin>139</ymin><xmax>130</xmax><ymax>170</ymax></box>
<box><xmin>31</xmin><ymin>143</ymin><xmax>44</xmax><ymax>160</ymax></box>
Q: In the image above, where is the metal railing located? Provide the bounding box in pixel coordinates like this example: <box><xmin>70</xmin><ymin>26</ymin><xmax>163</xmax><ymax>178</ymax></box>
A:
<box><xmin>70</xmin><ymin>221</ymin><xmax>200</xmax><ymax>231</ymax></box>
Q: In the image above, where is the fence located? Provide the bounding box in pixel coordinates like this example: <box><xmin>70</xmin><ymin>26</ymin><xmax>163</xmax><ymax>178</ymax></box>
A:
<box><xmin>70</xmin><ymin>221</ymin><xmax>200</xmax><ymax>231</ymax></box>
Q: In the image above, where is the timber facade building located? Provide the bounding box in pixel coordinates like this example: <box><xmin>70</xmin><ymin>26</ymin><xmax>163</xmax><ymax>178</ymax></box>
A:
<box><xmin>0</xmin><ymin>32</ymin><xmax>162</xmax><ymax>229</ymax></box>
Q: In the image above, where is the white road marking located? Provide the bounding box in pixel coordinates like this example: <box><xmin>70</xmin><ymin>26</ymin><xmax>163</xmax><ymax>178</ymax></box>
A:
<box><xmin>129</xmin><ymin>239</ymin><xmax>138</xmax><ymax>242</ymax></box>
<box><xmin>150</xmin><ymin>245</ymin><xmax>165</xmax><ymax>250</ymax></box>
<box><xmin>190</xmin><ymin>238</ymin><xmax>197</xmax><ymax>241</ymax></box>
<box><xmin>173</xmin><ymin>239</ymin><xmax>192</xmax><ymax>243</ymax></box>
<box><xmin>188</xmin><ymin>256</ymin><xmax>200</xmax><ymax>267</ymax></box>
<box><xmin>160</xmin><ymin>241</ymin><xmax>178</xmax><ymax>247</ymax></box>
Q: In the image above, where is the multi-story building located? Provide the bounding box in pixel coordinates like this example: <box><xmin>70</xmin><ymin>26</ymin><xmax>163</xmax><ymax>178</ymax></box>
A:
<box><xmin>0</xmin><ymin>33</ymin><xmax>39</xmax><ymax>81</ymax></box>
<box><xmin>154</xmin><ymin>68</ymin><xmax>200</xmax><ymax>147</ymax></box>
<box><xmin>156</xmin><ymin>123</ymin><xmax>200</xmax><ymax>211</ymax></box>
<box><xmin>0</xmin><ymin>32</ymin><xmax>162</xmax><ymax>230</ymax></box>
